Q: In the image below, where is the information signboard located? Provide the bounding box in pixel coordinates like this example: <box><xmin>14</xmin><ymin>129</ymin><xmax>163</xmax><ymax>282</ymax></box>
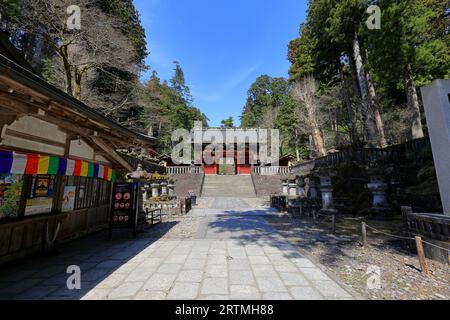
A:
<box><xmin>109</xmin><ymin>182</ymin><xmax>139</xmax><ymax>237</ymax></box>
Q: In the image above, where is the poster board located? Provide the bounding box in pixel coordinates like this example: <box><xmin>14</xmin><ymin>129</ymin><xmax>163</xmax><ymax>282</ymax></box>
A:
<box><xmin>109</xmin><ymin>182</ymin><xmax>139</xmax><ymax>237</ymax></box>
<box><xmin>25</xmin><ymin>175</ymin><xmax>55</xmax><ymax>216</ymax></box>
<box><xmin>62</xmin><ymin>186</ymin><xmax>76</xmax><ymax>212</ymax></box>
<box><xmin>0</xmin><ymin>174</ymin><xmax>23</xmax><ymax>220</ymax></box>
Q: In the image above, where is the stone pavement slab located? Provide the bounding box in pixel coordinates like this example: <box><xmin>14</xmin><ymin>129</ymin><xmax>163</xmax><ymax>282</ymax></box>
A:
<box><xmin>0</xmin><ymin>197</ymin><xmax>353</xmax><ymax>300</ymax></box>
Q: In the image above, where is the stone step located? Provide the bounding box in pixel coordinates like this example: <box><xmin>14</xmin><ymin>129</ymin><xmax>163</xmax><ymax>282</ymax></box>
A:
<box><xmin>201</xmin><ymin>175</ymin><xmax>256</xmax><ymax>198</ymax></box>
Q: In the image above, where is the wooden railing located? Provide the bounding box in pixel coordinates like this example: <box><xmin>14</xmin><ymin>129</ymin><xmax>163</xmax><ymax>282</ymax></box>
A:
<box><xmin>253</xmin><ymin>166</ymin><xmax>292</xmax><ymax>175</ymax></box>
<box><xmin>167</xmin><ymin>166</ymin><xmax>204</xmax><ymax>175</ymax></box>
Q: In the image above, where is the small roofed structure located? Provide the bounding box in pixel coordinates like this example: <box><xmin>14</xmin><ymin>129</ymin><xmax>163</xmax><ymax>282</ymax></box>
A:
<box><xmin>278</xmin><ymin>154</ymin><xmax>297</xmax><ymax>167</ymax></box>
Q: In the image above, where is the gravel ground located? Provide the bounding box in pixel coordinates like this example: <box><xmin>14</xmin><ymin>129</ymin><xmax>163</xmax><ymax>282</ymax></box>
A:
<box><xmin>266</xmin><ymin>215</ymin><xmax>449</xmax><ymax>300</ymax></box>
<box><xmin>138</xmin><ymin>215</ymin><xmax>206</xmax><ymax>239</ymax></box>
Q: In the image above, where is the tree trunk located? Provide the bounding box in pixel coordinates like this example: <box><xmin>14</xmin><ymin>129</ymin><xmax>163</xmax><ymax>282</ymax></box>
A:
<box><xmin>312</xmin><ymin>127</ymin><xmax>327</xmax><ymax>157</ymax></box>
<box><xmin>74</xmin><ymin>68</ymin><xmax>83</xmax><ymax>101</ymax></box>
<box><xmin>294</xmin><ymin>128</ymin><xmax>301</xmax><ymax>162</ymax></box>
<box><xmin>405</xmin><ymin>63</ymin><xmax>425</xmax><ymax>139</ymax></box>
<box><xmin>352</xmin><ymin>34</ymin><xmax>378</xmax><ymax>147</ymax></box>
<box><xmin>340</xmin><ymin>68</ymin><xmax>358</xmax><ymax>145</ymax></box>
<box><xmin>349</xmin><ymin>58</ymin><xmax>363</xmax><ymax>141</ymax></box>
<box><xmin>60</xmin><ymin>46</ymin><xmax>73</xmax><ymax>96</ymax></box>
<box><xmin>366</xmin><ymin>72</ymin><xmax>387</xmax><ymax>147</ymax></box>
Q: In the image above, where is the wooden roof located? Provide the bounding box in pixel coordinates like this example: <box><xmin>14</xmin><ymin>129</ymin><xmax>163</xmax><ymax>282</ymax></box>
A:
<box><xmin>0</xmin><ymin>55</ymin><xmax>158</xmax><ymax>147</ymax></box>
<box><xmin>0</xmin><ymin>33</ymin><xmax>159</xmax><ymax>170</ymax></box>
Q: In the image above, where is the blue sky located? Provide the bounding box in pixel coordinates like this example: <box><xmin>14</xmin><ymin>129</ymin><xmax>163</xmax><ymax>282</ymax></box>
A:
<box><xmin>134</xmin><ymin>0</ymin><xmax>307</xmax><ymax>127</ymax></box>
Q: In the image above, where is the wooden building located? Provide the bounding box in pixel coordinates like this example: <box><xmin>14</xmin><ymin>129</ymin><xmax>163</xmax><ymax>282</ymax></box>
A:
<box><xmin>165</xmin><ymin>127</ymin><xmax>294</xmax><ymax>176</ymax></box>
<box><xmin>0</xmin><ymin>34</ymin><xmax>158</xmax><ymax>265</ymax></box>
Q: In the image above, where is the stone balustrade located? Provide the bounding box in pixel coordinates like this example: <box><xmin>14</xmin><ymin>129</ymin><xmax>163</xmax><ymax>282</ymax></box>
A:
<box><xmin>167</xmin><ymin>166</ymin><xmax>204</xmax><ymax>175</ymax></box>
<box><xmin>403</xmin><ymin>209</ymin><xmax>450</xmax><ymax>242</ymax></box>
<box><xmin>291</xmin><ymin>137</ymin><xmax>431</xmax><ymax>175</ymax></box>
<box><xmin>253</xmin><ymin>166</ymin><xmax>292</xmax><ymax>175</ymax></box>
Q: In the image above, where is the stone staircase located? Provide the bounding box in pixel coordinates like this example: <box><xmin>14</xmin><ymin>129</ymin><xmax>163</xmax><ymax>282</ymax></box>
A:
<box><xmin>201</xmin><ymin>175</ymin><xmax>256</xmax><ymax>198</ymax></box>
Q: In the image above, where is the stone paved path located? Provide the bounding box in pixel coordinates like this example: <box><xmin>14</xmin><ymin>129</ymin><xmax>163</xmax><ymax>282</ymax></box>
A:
<box><xmin>0</xmin><ymin>197</ymin><xmax>353</xmax><ymax>300</ymax></box>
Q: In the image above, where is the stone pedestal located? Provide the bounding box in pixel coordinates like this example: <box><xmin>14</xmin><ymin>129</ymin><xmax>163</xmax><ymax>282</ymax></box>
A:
<box><xmin>151</xmin><ymin>183</ymin><xmax>160</xmax><ymax>198</ymax></box>
<box><xmin>368</xmin><ymin>176</ymin><xmax>388</xmax><ymax>209</ymax></box>
<box><xmin>161</xmin><ymin>182</ymin><xmax>168</xmax><ymax>196</ymax></box>
<box><xmin>320</xmin><ymin>177</ymin><xmax>336</xmax><ymax>212</ymax></box>
<box><xmin>288</xmin><ymin>181</ymin><xmax>298</xmax><ymax>197</ymax></box>
<box><xmin>297</xmin><ymin>177</ymin><xmax>306</xmax><ymax>198</ymax></box>
<box><xmin>168</xmin><ymin>184</ymin><xmax>175</xmax><ymax>197</ymax></box>
<box><xmin>308</xmin><ymin>178</ymin><xmax>319</xmax><ymax>199</ymax></box>
<box><xmin>282</xmin><ymin>180</ymin><xmax>289</xmax><ymax>195</ymax></box>
<box><xmin>421</xmin><ymin>79</ymin><xmax>450</xmax><ymax>215</ymax></box>
<box><xmin>143</xmin><ymin>185</ymin><xmax>150</xmax><ymax>201</ymax></box>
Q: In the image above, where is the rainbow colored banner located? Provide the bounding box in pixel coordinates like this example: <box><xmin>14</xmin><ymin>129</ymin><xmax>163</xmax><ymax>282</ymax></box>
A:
<box><xmin>0</xmin><ymin>150</ymin><xmax>115</xmax><ymax>182</ymax></box>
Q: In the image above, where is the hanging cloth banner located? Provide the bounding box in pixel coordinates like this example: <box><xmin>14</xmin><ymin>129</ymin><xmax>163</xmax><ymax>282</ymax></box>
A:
<box><xmin>0</xmin><ymin>150</ymin><xmax>115</xmax><ymax>182</ymax></box>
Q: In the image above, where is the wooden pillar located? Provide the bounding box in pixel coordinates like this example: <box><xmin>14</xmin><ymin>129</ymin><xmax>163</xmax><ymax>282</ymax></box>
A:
<box><xmin>415</xmin><ymin>236</ymin><xmax>429</xmax><ymax>274</ymax></box>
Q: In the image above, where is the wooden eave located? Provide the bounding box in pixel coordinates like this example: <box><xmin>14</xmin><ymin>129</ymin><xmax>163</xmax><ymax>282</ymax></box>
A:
<box><xmin>0</xmin><ymin>54</ymin><xmax>159</xmax><ymax>169</ymax></box>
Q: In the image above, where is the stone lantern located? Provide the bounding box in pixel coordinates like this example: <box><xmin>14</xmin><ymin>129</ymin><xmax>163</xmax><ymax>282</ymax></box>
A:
<box><xmin>151</xmin><ymin>183</ymin><xmax>160</xmax><ymax>198</ymax></box>
<box><xmin>128</xmin><ymin>164</ymin><xmax>145</xmax><ymax>179</ymax></box>
<box><xmin>297</xmin><ymin>177</ymin><xmax>307</xmax><ymax>198</ymax></box>
<box><xmin>288</xmin><ymin>175</ymin><xmax>298</xmax><ymax>197</ymax></box>
<box><xmin>308</xmin><ymin>177</ymin><xmax>319</xmax><ymax>199</ymax></box>
<box><xmin>367</xmin><ymin>176</ymin><xmax>389</xmax><ymax>210</ymax></box>
<box><xmin>161</xmin><ymin>181</ymin><xmax>168</xmax><ymax>196</ymax></box>
<box><xmin>319</xmin><ymin>176</ymin><xmax>336</xmax><ymax>212</ymax></box>
<box><xmin>281</xmin><ymin>179</ymin><xmax>289</xmax><ymax>195</ymax></box>
<box><xmin>168</xmin><ymin>183</ymin><xmax>176</xmax><ymax>197</ymax></box>
<box><xmin>143</xmin><ymin>184</ymin><xmax>150</xmax><ymax>201</ymax></box>
<box><xmin>288</xmin><ymin>181</ymin><xmax>298</xmax><ymax>197</ymax></box>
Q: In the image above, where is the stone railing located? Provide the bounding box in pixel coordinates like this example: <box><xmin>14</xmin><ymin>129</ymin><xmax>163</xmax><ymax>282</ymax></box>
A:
<box><xmin>167</xmin><ymin>166</ymin><xmax>204</xmax><ymax>175</ymax></box>
<box><xmin>253</xmin><ymin>166</ymin><xmax>292</xmax><ymax>175</ymax></box>
<box><xmin>403</xmin><ymin>210</ymin><xmax>450</xmax><ymax>242</ymax></box>
<box><xmin>292</xmin><ymin>137</ymin><xmax>431</xmax><ymax>174</ymax></box>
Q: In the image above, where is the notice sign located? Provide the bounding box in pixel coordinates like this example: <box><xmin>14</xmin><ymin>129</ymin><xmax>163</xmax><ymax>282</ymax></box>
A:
<box><xmin>110</xmin><ymin>182</ymin><xmax>138</xmax><ymax>231</ymax></box>
<box><xmin>25</xmin><ymin>175</ymin><xmax>55</xmax><ymax>216</ymax></box>
<box><xmin>62</xmin><ymin>186</ymin><xmax>76</xmax><ymax>212</ymax></box>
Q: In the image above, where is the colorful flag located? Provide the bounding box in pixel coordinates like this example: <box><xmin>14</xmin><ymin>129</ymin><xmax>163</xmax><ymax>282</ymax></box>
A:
<box><xmin>11</xmin><ymin>153</ymin><xmax>27</xmax><ymax>174</ymax></box>
<box><xmin>80</xmin><ymin>161</ymin><xmax>88</xmax><ymax>177</ymax></box>
<box><xmin>0</xmin><ymin>149</ymin><xmax>114</xmax><ymax>181</ymax></box>
<box><xmin>103</xmin><ymin>167</ymin><xmax>109</xmax><ymax>180</ymax></box>
<box><xmin>0</xmin><ymin>151</ymin><xmax>13</xmax><ymax>173</ymax></box>
<box><xmin>47</xmin><ymin>157</ymin><xmax>60</xmax><ymax>175</ymax></box>
<box><xmin>98</xmin><ymin>165</ymin><xmax>104</xmax><ymax>179</ymax></box>
<box><xmin>37</xmin><ymin>156</ymin><xmax>50</xmax><ymax>175</ymax></box>
<box><xmin>87</xmin><ymin>163</ymin><xmax>94</xmax><ymax>177</ymax></box>
<box><xmin>93</xmin><ymin>164</ymin><xmax>99</xmax><ymax>178</ymax></box>
<box><xmin>73</xmin><ymin>160</ymin><xmax>82</xmax><ymax>176</ymax></box>
<box><xmin>25</xmin><ymin>154</ymin><xmax>39</xmax><ymax>175</ymax></box>
<box><xmin>57</xmin><ymin>158</ymin><xmax>68</xmax><ymax>176</ymax></box>
<box><xmin>66</xmin><ymin>159</ymin><xmax>75</xmax><ymax>176</ymax></box>
<box><xmin>107</xmin><ymin>169</ymin><xmax>113</xmax><ymax>181</ymax></box>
